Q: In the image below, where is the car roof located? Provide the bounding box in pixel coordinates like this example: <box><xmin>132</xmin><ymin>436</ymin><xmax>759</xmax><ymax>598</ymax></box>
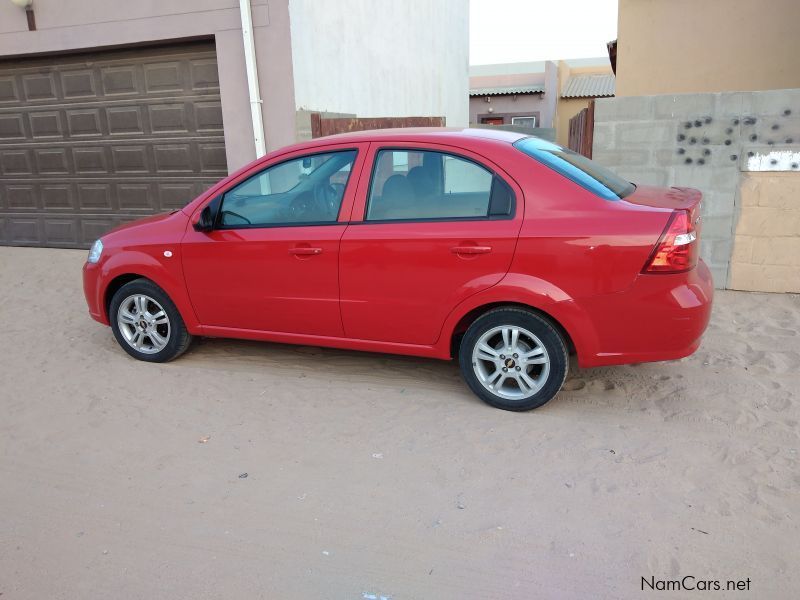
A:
<box><xmin>279</xmin><ymin>127</ymin><xmax>535</xmax><ymax>156</ymax></box>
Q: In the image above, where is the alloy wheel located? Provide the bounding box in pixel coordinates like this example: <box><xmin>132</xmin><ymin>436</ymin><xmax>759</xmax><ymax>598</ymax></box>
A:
<box><xmin>471</xmin><ymin>325</ymin><xmax>550</xmax><ymax>400</ymax></box>
<box><xmin>116</xmin><ymin>294</ymin><xmax>171</xmax><ymax>354</ymax></box>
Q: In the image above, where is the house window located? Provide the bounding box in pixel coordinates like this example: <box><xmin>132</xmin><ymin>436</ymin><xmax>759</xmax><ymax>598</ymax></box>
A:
<box><xmin>511</xmin><ymin>116</ymin><xmax>537</xmax><ymax>128</ymax></box>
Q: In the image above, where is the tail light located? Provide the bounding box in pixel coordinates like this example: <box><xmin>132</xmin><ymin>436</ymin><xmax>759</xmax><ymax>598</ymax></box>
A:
<box><xmin>642</xmin><ymin>210</ymin><xmax>699</xmax><ymax>273</ymax></box>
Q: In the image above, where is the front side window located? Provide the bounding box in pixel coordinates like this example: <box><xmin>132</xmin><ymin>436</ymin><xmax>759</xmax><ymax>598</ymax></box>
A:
<box><xmin>219</xmin><ymin>150</ymin><xmax>357</xmax><ymax>227</ymax></box>
<box><xmin>366</xmin><ymin>149</ymin><xmax>509</xmax><ymax>221</ymax></box>
<box><xmin>513</xmin><ymin>137</ymin><xmax>634</xmax><ymax>200</ymax></box>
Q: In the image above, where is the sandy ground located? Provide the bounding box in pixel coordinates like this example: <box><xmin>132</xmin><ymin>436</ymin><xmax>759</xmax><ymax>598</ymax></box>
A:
<box><xmin>0</xmin><ymin>246</ymin><xmax>798</xmax><ymax>600</ymax></box>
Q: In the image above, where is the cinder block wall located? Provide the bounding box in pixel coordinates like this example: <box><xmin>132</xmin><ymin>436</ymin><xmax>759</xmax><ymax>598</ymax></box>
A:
<box><xmin>592</xmin><ymin>89</ymin><xmax>800</xmax><ymax>288</ymax></box>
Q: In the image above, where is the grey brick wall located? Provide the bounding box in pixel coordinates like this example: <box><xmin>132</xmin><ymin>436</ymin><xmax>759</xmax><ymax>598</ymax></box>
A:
<box><xmin>592</xmin><ymin>89</ymin><xmax>800</xmax><ymax>287</ymax></box>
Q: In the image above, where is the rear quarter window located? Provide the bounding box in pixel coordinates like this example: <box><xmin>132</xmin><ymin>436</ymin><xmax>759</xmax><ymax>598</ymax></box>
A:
<box><xmin>513</xmin><ymin>137</ymin><xmax>635</xmax><ymax>200</ymax></box>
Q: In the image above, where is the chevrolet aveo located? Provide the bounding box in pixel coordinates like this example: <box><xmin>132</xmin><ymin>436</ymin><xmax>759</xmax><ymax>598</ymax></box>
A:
<box><xmin>83</xmin><ymin>128</ymin><xmax>713</xmax><ymax>411</ymax></box>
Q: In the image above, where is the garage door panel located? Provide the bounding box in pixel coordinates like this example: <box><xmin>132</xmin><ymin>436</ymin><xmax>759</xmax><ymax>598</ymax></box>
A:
<box><xmin>67</xmin><ymin>109</ymin><xmax>104</xmax><ymax>137</ymax></box>
<box><xmin>0</xmin><ymin>41</ymin><xmax>226</xmax><ymax>248</ymax></box>
<box><xmin>196</xmin><ymin>101</ymin><xmax>224</xmax><ymax>132</ymax></box>
<box><xmin>0</xmin><ymin>114</ymin><xmax>24</xmax><ymax>139</ymax></box>
<box><xmin>35</xmin><ymin>148</ymin><xmax>71</xmax><ymax>175</ymax></box>
<box><xmin>61</xmin><ymin>69</ymin><xmax>97</xmax><ymax>99</ymax></box>
<box><xmin>112</xmin><ymin>146</ymin><xmax>150</xmax><ymax>173</ymax></box>
<box><xmin>101</xmin><ymin>66</ymin><xmax>140</xmax><ymax>97</ymax></box>
<box><xmin>107</xmin><ymin>105</ymin><xmax>145</xmax><ymax>135</ymax></box>
<box><xmin>118</xmin><ymin>183</ymin><xmax>154</xmax><ymax>210</ymax></box>
<box><xmin>1</xmin><ymin>149</ymin><xmax>32</xmax><ymax>175</ymax></box>
<box><xmin>0</xmin><ymin>76</ymin><xmax>18</xmax><ymax>103</ymax></box>
<box><xmin>29</xmin><ymin>111</ymin><xmax>64</xmax><ymax>138</ymax></box>
<box><xmin>190</xmin><ymin>59</ymin><xmax>221</xmax><ymax>91</ymax></box>
<box><xmin>7</xmin><ymin>217</ymin><xmax>40</xmax><ymax>244</ymax></box>
<box><xmin>159</xmin><ymin>182</ymin><xmax>199</xmax><ymax>210</ymax></box>
<box><xmin>41</xmin><ymin>184</ymin><xmax>74</xmax><ymax>210</ymax></box>
<box><xmin>7</xmin><ymin>185</ymin><xmax>36</xmax><ymax>210</ymax></box>
<box><xmin>199</xmin><ymin>143</ymin><xmax>227</xmax><ymax>171</ymax></box>
<box><xmin>44</xmin><ymin>218</ymin><xmax>79</xmax><ymax>246</ymax></box>
<box><xmin>73</xmin><ymin>146</ymin><xmax>110</xmax><ymax>174</ymax></box>
<box><xmin>149</xmin><ymin>103</ymin><xmax>191</xmax><ymax>133</ymax></box>
<box><xmin>144</xmin><ymin>61</ymin><xmax>184</xmax><ymax>94</ymax></box>
<box><xmin>80</xmin><ymin>218</ymin><xmax>118</xmax><ymax>245</ymax></box>
<box><xmin>22</xmin><ymin>72</ymin><xmax>58</xmax><ymax>101</ymax></box>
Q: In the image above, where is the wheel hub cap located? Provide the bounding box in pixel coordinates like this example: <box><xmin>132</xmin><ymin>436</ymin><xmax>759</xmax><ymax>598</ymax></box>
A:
<box><xmin>117</xmin><ymin>294</ymin><xmax>171</xmax><ymax>355</ymax></box>
<box><xmin>471</xmin><ymin>325</ymin><xmax>550</xmax><ymax>401</ymax></box>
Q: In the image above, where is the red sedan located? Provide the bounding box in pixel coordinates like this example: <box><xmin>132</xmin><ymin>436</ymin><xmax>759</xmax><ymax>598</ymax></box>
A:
<box><xmin>83</xmin><ymin>128</ymin><xmax>713</xmax><ymax>411</ymax></box>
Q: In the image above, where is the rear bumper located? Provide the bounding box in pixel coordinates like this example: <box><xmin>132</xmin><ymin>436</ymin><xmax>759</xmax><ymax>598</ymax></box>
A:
<box><xmin>578</xmin><ymin>260</ymin><xmax>714</xmax><ymax>368</ymax></box>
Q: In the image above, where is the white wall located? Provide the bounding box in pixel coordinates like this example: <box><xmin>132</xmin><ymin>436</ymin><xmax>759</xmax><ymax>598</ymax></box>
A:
<box><xmin>288</xmin><ymin>0</ymin><xmax>469</xmax><ymax>126</ymax></box>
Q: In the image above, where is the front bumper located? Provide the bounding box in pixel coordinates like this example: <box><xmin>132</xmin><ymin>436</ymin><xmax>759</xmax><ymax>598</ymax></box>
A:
<box><xmin>83</xmin><ymin>261</ymin><xmax>108</xmax><ymax>325</ymax></box>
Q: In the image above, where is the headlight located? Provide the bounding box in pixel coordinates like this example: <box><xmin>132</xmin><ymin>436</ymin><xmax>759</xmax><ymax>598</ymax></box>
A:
<box><xmin>87</xmin><ymin>239</ymin><xmax>103</xmax><ymax>264</ymax></box>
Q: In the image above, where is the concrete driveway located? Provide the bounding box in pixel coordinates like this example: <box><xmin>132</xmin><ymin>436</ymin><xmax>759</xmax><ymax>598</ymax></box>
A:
<box><xmin>1</xmin><ymin>247</ymin><xmax>798</xmax><ymax>599</ymax></box>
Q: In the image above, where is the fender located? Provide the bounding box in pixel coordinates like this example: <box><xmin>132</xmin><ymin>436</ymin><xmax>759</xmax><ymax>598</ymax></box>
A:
<box><xmin>433</xmin><ymin>272</ymin><xmax>601</xmax><ymax>366</ymax></box>
<box><xmin>96</xmin><ymin>249</ymin><xmax>201</xmax><ymax>334</ymax></box>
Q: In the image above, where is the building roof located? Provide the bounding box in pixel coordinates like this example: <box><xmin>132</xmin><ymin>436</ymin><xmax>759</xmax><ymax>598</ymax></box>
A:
<box><xmin>561</xmin><ymin>73</ymin><xmax>615</xmax><ymax>98</ymax></box>
<box><xmin>469</xmin><ymin>61</ymin><xmax>548</xmax><ymax>77</ymax></box>
<box><xmin>469</xmin><ymin>84</ymin><xmax>546</xmax><ymax>97</ymax></box>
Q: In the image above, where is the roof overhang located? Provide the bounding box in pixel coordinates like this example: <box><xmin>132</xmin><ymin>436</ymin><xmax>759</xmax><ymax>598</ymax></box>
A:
<box><xmin>469</xmin><ymin>84</ymin><xmax>545</xmax><ymax>97</ymax></box>
<box><xmin>560</xmin><ymin>73</ymin><xmax>615</xmax><ymax>99</ymax></box>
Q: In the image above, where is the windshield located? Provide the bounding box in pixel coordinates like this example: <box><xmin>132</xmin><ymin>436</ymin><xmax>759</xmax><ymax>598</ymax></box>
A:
<box><xmin>513</xmin><ymin>137</ymin><xmax>635</xmax><ymax>200</ymax></box>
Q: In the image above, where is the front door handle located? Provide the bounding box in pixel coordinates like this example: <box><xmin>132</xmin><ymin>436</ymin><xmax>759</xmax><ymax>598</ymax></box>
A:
<box><xmin>450</xmin><ymin>245</ymin><xmax>492</xmax><ymax>255</ymax></box>
<box><xmin>289</xmin><ymin>247</ymin><xmax>322</xmax><ymax>256</ymax></box>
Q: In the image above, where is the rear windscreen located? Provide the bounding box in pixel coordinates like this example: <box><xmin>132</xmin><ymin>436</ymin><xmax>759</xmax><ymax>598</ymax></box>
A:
<box><xmin>513</xmin><ymin>137</ymin><xmax>635</xmax><ymax>200</ymax></box>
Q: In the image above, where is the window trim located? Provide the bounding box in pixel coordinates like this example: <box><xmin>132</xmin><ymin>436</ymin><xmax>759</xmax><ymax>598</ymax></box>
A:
<box><xmin>214</xmin><ymin>148</ymin><xmax>360</xmax><ymax>230</ymax></box>
<box><xmin>362</xmin><ymin>146</ymin><xmax>516</xmax><ymax>224</ymax></box>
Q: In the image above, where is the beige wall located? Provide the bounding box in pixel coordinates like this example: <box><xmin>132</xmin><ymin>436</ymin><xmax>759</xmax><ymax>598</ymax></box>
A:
<box><xmin>555</xmin><ymin>62</ymin><xmax>611</xmax><ymax>146</ymax></box>
<box><xmin>729</xmin><ymin>172</ymin><xmax>800</xmax><ymax>293</ymax></box>
<box><xmin>616</xmin><ymin>0</ymin><xmax>800</xmax><ymax>96</ymax></box>
<box><xmin>556</xmin><ymin>98</ymin><xmax>591</xmax><ymax>147</ymax></box>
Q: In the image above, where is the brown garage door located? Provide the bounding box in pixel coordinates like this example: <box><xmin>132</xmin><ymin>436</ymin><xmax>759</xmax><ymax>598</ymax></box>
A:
<box><xmin>0</xmin><ymin>41</ymin><xmax>227</xmax><ymax>248</ymax></box>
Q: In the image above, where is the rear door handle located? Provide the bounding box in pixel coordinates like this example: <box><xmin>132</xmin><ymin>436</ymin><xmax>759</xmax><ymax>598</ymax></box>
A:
<box><xmin>450</xmin><ymin>245</ymin><xmax>492</xmax><ymax>255</ymax></box>
<box><xmin>289</xmin><ymin>247</ymin><xmax>322</xmax><ymax>256</ymax></box>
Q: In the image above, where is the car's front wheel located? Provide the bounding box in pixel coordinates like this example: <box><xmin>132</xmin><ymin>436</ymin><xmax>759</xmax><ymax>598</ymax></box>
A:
<box><xmin>109</xmin><ymin>278</ymin><xmax>193</xmax><ymax>362</ymax></box>
<box><xmin>459</xmin><ymin>308</ymin><xmax>568</xmax><ymax>411</ymax></box>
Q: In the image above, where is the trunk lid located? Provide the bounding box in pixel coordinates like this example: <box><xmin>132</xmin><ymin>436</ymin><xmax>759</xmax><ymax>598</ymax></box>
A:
<box><xmin>624</xmin><ymin>185</ymin><xmax>703</xmax><ymax>226</ymax></box>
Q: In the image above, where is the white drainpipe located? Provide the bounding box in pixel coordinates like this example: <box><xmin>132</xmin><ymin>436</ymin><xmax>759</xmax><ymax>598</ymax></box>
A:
<box><xmin>239</xmin><ymin>0</ymin><xmax>267</xmax><ymax>158</ymax></box>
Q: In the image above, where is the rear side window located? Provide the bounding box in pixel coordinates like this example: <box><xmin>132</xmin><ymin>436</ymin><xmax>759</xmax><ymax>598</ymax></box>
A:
<box><xmin>513</xmin><ymin>137</ymin><xmax>634</xmax><ymax>200</ymax></box>
<box><xmin>366</xmin><ymin>149</ymin><xmax>513</xmax><ymax>221</ymax></box>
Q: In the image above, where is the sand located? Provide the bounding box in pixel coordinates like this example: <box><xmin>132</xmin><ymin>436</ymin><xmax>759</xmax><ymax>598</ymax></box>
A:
<box><xmin>1</xmin><ymin>246</ymin><xmax>798</xmax><ymax>599</ymax></box>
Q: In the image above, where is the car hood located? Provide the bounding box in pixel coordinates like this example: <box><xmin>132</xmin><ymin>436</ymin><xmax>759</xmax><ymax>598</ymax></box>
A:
<box><xmin>101</xmin><ymin>210</ymin><xmax>187</xmax><ymax>241</ymax></box>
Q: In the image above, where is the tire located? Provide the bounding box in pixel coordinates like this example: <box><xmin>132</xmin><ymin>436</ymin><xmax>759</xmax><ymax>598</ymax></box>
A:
<box><xmin>458</xmin><ymin>308</ymin><xmax>568</xmax><ymax>411</ymax></box>
<box><xmin>109</xmin><ymin>278</ymin><xmax>193</xmax><ymax>363</ymax></box>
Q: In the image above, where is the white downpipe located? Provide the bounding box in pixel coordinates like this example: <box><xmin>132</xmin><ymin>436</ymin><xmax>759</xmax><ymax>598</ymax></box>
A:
<box><xmin>239</xmin><ymin>0</ymin><xmax>266</xmax><ymax>158</ymax></box>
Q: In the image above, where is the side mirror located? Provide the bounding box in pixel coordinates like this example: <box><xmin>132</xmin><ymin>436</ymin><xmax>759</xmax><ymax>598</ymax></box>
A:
<box><xmin>193</xmin><ymin>205</ymin><xmax>215</xmax><ymax>232</ymax></box>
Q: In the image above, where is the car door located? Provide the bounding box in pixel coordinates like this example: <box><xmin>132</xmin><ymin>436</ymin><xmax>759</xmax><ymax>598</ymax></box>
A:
<box><xmin>339</xmin><ymin>142</ymin><xmax>524</xmax><ymax>345</ymax></box>
<box><xmin>181</xmin><ymin>143</ymin><xmax>367</xmax><ymax>336</ymax></box>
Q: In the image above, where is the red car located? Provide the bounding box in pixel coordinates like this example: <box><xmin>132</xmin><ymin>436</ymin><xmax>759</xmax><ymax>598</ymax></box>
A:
<box><xmin>83</xmin><ymin>128</ymin><xmax>713</xmax><ymax>411</ymax></box>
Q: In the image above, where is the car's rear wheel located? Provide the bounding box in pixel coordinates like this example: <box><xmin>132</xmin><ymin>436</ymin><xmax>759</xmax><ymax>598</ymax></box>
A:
<box><xmin>459</xmin><ymin>308</ymin><xmax>568</xmax><ymax>411</ymax></box>
<box><xmin>109</xmin><ymin>279</ymin><xmax>193</xmax><ymax>362</ymax></box>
